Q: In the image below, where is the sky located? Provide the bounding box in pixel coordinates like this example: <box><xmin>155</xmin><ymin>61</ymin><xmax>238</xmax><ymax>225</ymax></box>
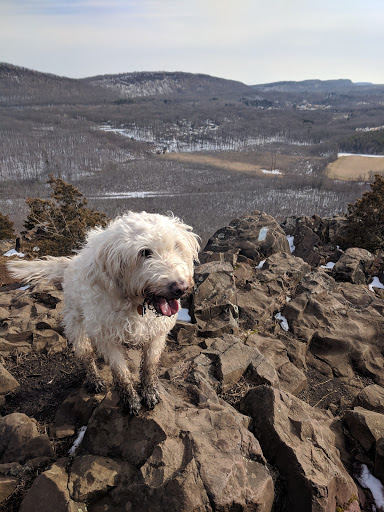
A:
<box><xmin>1</xmin><ymin>0</ymin><xmax>384</xmax><ymax>85</ymax></box>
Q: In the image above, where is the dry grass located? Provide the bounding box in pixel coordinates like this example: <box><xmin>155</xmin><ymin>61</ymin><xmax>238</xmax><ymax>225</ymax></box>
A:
<box><xmin>159</xmin><ymin>152</ymin><xmax>278</xmax><ymax>176</ymax></box>
<box><xmin>326</xmin><ymin>155</ymin><xmax>384</xmax><ymax>181</ymax></box>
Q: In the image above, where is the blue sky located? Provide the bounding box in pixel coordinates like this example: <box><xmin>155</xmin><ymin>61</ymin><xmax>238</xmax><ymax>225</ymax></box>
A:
<box><xmin>1</xmin><ymin>0</ymin><xmax>383</xmax><ymax>84</ymax></box>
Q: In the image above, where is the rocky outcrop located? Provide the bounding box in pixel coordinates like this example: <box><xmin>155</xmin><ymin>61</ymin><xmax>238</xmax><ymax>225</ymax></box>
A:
<box><xmin>2</xmin><ymin>210</ymin><xmax>384</xmax><ymax>510</ymax></box>
<box><xmin>241</xmin><ymin>386</ymin><xmax>360</xmax><ymax>512</ymax></box>
<box><xmin>202</xmin><ymin>210</ymin><xmax>290</xmax><ymax>263</ymax></box>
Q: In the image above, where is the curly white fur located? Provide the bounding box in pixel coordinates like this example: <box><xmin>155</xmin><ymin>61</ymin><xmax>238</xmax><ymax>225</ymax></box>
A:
<box><xmin>8</xmin><ymin>211</ymin><xmax>200</xmax><ymax>414</ymax></box>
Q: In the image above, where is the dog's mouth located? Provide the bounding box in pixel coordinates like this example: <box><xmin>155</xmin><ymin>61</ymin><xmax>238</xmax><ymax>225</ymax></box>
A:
<box><xmin>142</xmin><ymin>296</ymin><xmax>180</xmax><ymax>317</ymax></box>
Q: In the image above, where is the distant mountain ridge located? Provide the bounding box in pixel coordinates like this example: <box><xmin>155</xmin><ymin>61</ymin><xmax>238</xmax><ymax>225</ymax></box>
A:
<box><xmin>83</xmin><ymin>71</ymin><xmax>250</xmax><ymax>98</ymax></box>
<box><xmin>251</xmin><ymin>78</ymin><xmax>379</xmax><ymax>92</ymax></box>
<box><xmin>1</xmin><ymin>62</ymin><xmax>383</xmax><ymax>106</ymax></box>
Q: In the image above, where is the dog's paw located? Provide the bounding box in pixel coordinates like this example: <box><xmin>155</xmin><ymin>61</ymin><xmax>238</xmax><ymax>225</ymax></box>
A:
<box><xmin>84</xmin><ymin>376</ymin><xmax>106</xmax><ymax>394</ymax></box>
<box><xmin>118</xmin><ymin>388</ymin><xmax>142</xmax><ymax>416</ymax></box>
<box><xmin>142</xmin><ymin>386</ymin><xmax>161</xmax><ymax>409</ymax></box>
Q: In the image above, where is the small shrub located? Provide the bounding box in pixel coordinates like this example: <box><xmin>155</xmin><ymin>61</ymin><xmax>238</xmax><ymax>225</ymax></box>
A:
<box><xmin>346</xmin><ymin>174</ymin><xmax>384</xmax><ymax>252</ymax></box>
<box><xmin>0</xmin><ymin>212</ymin><xmax>16</xmax><ymax>240</ymax></box>
<box><xmin>24</xmin><ymin>174</ymin><xmax>109</xmax><ymax>256</ymax></box>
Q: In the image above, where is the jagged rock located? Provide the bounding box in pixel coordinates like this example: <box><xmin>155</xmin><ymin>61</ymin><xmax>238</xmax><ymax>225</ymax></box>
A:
<box><xmin>31</xmin><ymin>329</ymin><xmax>67</xmax><ymax>354</ymax></box>
<box><xmin>344</xmin><ymin>407</ymin><xmax>384</xmax><ymax>452</ymax></box>
<box><xmin>0</xmin><ymin>337</ymin><xmax>31</xmax><ymax>355</ymax></box>
<box><xmin>0</xmin><ymin>307</ymin><xmax>9</xmax><ymax>321</ymax></box>
<box><xmin>50</xmin><ymin>388</ymin><xmax>105</xmax><ymax>439</ymax></box>
<box><xmin>332</xmin><ymin>247</ymin><xmax>375</xmax><ymax>284</ymax></box>
<box><xmin>241</xmin><ymin>386</ymin><xmax>360</xmax><ymax>511</ymax></box>
<box><xmin>0</xmin><ymin>364</ymin><xmax>19</xmax><ymax>405</ymax></box>
<box><xmin>245</xmin><ymin>333</ymin><xmax>307</xmax><ymax>395</ymax></box>
<box><xmin>194</xmin><ymin>261</ymin><xmax>238</xmax><ymax>336</ymax></box>
<box><xmin>173</xmin><ymin>322</ymin><xmax>199</xmax><ymax>345</ymax></box>
<box><xmin>375</xmin><ymin>438</ymin><xmax>384</xmax><ymax>483</ymax></box>
<box><xmin>290</xmin><ymin>224</ymin><xmax>323</xmax><ymax>266</ymax></box>
<box><xmin>203</xmin><ymin>210</ymin><xmax>290</xmax><ymax>261</ymax></box>
<box><xmin>0</xmin><ymin>413</ymin><xmax>54</xmax><ymax>464</ymax></box>
<box><xmin>353</xmin><ymin>385</ymin><xmax>384</xmax><ymax>414</ymax></box>
<box><xmin>0</xmin><ymin>476</ymin><xmax>18</xmax><ymax>504</ymax></box>
<box><xmin>19</xmin><ymin>459</ymin><xmax>87</xmax><ymax>512</ymax></box>
<box><xmin>235</xmin><ymin>253</ymin><xmax>310</xmax><ymax>332</ymax></box>
<box><xmin>283</xmin><ymin>271</ymin><xmax>384</xmax><ymax>386</ymax></box>
<box><xmin>68</xmin><ymin>455</ymin><xmax>121</xmax><ymax>502</ymax></box>
<box><xmin>79</xmin><ymin>382</ymin><xmax>274</xmax><ymax>511</ymax></box>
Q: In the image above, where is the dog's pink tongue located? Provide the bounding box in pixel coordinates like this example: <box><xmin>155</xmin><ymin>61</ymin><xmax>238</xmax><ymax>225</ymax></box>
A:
<box><xmin>158</xmin><ymin>298</ymin><xmax>179</xmax><ymax>316</ymax></box>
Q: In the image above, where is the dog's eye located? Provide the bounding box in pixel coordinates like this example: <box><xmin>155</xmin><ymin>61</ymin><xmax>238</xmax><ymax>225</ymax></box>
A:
<box><xmin>140</xmin><ymin>249</ymin><xmax>153</xmax><ymax>258</ymax></box>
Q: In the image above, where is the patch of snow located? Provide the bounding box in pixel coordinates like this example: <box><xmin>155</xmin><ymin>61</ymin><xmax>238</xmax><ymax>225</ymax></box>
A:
<box><xmin>320</xmin><ymin>262</ymin><xmax>336</xmax><ymax>269</ymax></box>
<box><xmin>286</xmin><ymin>235</ymin><xmax>295</xmax><ymax>253</ymax></box>
<box><xmin>178</xmin><ymin>308</ymin><xmax>191</xmax><ymax>323</ymax></box>
<box><xmin>17</xmin><ymin>285</ymin><xmax>30</xmax><ymax>291</ymax></box>
<box><xmin>261</xmin><ymin>169</ymin><xmax>282</xmax><ymax>175</ymax></box>
<box><xmin>258</xmin><ymin>227</ymin><xmax>269</xmax><ymax>241</ymax></box>
<box><xmin>356</xmin><ymin>464</ymin><xmax>384</xmax><ymax>509</ymax></box>
<box><xmin>256</xmin><ymin>259</ymin><xmax>266</xmax><ymax>269</ymax></box>
<box><xmin>3</xmin><ymin>249</ymin><xmax>25</xmax><ymax>257</ymax></box>
<box><xmin>286</xmin><ymin>296</ymin><xmax>291</xmax><ymax>302</ymax></box>
<box><xmin>369</xmin><ymin>276</ymin><xmax>384</xmax><ymax>292</ymax></box>
<box><xmin>68</xmin><ymin>426</ymin><xmax>87</xmax><ymax>456</ymax></box>
<box><xmin>338</xmin><ymin>152</ymin><xmax>384</xmax><ymax>158</ymax></box>
<box><xmin>275</xmin><ymin>312</ymin><xmax>289</xmax><ymax>331</ymax></box>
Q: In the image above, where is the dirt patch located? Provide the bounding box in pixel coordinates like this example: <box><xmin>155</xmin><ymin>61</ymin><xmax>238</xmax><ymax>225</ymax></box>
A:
<box><xmin>326</xmin><ymin>155</ymin><xmax>384</xmax><ymax>181</ymax></box>
<box><xmin>161</xmin><ymin>152</ymin><xmax>265</xmax><ymax>174</ymax></box>
<box><xmin>1</xmin><ymin>349</ymin><xmax>85</xmax><ymax>426</ymax></box>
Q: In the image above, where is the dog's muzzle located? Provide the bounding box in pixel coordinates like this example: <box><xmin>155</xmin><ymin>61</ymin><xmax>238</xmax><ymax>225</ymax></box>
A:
<box><xmin>140</xmin><ymin>280</ymin><xmax>189</xmax><ymax>317</ymax></box>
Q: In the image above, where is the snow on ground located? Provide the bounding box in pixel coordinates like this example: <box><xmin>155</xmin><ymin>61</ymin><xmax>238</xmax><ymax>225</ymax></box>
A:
<box><xmin>286</xmin><ymin>235</ymin><xmax>295</xmax><ymax>253</ymax></box>
<box><xmin>356</xmin><ymin>464</ymin><xmax>384</xmax><ymax>510</ymax></box>
<box><xmin>369</xmin><ymin>276</ymin><xmax>384</xmax><ymax>292</ymax></box>
<box><xmin>261</xmin><ymin>169</ymin><xmax>282</xmax><ymax>174</ymax></box>
<box><xmin>256</xmin><ymin>259</ymin><xmax>266</xmax><ymax>269</ymax></box>
<box><xmin>68</xmin><ymin>426</ymin><xmax>87</xmax><ymax>456</ymax></box>
<box><xmin>338</xmin><ymin>152</ymin><xmax>384</xmax><ymax>158</ymax></box>
<box><xmin>274</xmin><ymin>312</ymin><xmax>289</xmax><ymax>331</ymax></box>
<box><xmin>3</xmin><ymin>249</ymin><xmax>25</xmax><ymax>257</ymax></box>
<box><xmin>178</xmin><ymin>308</ymin><xmax>191</xmax><ymax>322</ymax></box>
<box><xmin>320</xmin><ymin>262</ymin><xmax>336</xmax><ymax>269</ymax></box>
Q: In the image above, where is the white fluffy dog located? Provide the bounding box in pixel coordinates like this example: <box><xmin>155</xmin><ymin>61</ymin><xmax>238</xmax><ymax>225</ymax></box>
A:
<box><xmin>8</xmin><ymin>211</ymin><xmax>200</xmax><ymax>414</ymax></box>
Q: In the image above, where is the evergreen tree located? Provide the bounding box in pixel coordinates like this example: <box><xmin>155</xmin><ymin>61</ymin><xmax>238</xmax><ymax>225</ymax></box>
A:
<box><xmin>346</xmin><ymin>174</ymin><xmax>384</xmax><ymax>252</ymax></box>
<box><xmin>24</xmin><ymin>175</ymin><xmax>108</xmax><ymax>256</ymax></box>
<box><xmin>0</xmin><ymin>212</ymin><xmax>16</xmax><ymax>240</ymax></box>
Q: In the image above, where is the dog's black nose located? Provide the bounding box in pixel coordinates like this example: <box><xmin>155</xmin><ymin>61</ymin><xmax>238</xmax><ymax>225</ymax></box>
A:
<box><xmin>169</xmin><ymin>280</ymin><xmax>189</xmax><ymax>298</ymax></box>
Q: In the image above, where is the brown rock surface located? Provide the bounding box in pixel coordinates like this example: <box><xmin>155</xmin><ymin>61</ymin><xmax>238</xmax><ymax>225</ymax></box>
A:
<box><xmin>78</xmin><ymin>382</ymin><xmax>274</xmax><ymax>511</ymax></box>
<box><xmin>241</xmin><ymin>386</ymin><xmax>360</xmax><ymax>511</ymax></box>
<box><xmin>203</xmin><ymin>210</ymin><xmax>290</xmax><ymax>261</ymax></box>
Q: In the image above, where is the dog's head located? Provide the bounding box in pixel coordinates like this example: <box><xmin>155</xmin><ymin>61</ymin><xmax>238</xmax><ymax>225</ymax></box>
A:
<box><xmin>86</xmin><ymin>211</ymin><xmax>200</xmax><ymax>315</ymax></box>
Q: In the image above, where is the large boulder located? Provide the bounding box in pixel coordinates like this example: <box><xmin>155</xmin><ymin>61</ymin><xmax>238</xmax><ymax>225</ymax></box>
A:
<box><xmin>241</xmin><ymin>386</ymin><xmax>360</xmax><ymax>512</ymax></box>
<box><xmin>19</xmin><ymin>459</ymin><xmax>87</xmax><ymax>512</ymax></box>
<box><xmin>332</xmin><ymin>247</ymin><xmax>375</xmax><ymax>284</ymax></box>
<box><xmin>344</xmin><ymin>407</ymin><xmax>384</xmax><ymax>452</ymax></box>
<box><xmin>202</xmin><ymin>210</ymin><xmax>290</xmax><ymax>262</ymax></box>
<box><xmin>234</xmin><ymin>252</ymin><xmax>310</xmax><ymax>332</ymax></box>
<box><xmin>283</xmin><ymin>270</ymin><xmax>384</xmax><ymax>386</ymax></box>
<box><xmin>76</xmin><ymin>381</ymin><xmax>274</xmax><ymax>512</ymax></box>
<box><xmin>0</xmin><ymin>413</ymin><xmax>54</xmax><ymax>464</ymax></box>
<box><xmin>193</xmin><ymin>261</ymin><xmax>238</xmax><ymax>337</ymax></box>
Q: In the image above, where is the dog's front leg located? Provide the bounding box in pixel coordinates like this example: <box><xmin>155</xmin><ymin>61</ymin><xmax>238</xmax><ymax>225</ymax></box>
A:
<box><xmin>103</xmin><ymin>344</ymin><xmax>142</xmax><ymax>415</ymax></box>
<box><xmin>141</xmin><ymin>335</ymin><xmax>167</xmax><ymax>409</ymax></box>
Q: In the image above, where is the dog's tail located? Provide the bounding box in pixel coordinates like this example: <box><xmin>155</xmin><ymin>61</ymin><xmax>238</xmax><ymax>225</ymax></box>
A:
<box><xmin>7</xmin><ymin>256</ymin><xmax>73</xmax><ymax>284</ymax></box>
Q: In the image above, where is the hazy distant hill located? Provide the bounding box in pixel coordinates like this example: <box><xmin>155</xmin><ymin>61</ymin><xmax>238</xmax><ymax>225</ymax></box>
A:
<box><xmin>82</xmin><ymin>71</ymin><xmax>251</xmax><ymax>98</ymax></box>
<box><xmin>0</xmin><ymin>62</ymin><xmax>112</xmax><ymax>106</ymax></box>
<box><xmin>250</xmin><ymin>78</ymin><xmax>382</xmax><ymax>93</ymax></box>
<box><xmin>0</xmin><ymin>63</ymin><xmax>251</xmax><ymax>106</ymax></box>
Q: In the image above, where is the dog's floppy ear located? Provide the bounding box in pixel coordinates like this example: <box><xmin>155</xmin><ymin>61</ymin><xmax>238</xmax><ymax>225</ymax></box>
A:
<box><xmin>175</xmin><ymin>220</ymin><xmax>200</xmax><ymax>263</ymax></box>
